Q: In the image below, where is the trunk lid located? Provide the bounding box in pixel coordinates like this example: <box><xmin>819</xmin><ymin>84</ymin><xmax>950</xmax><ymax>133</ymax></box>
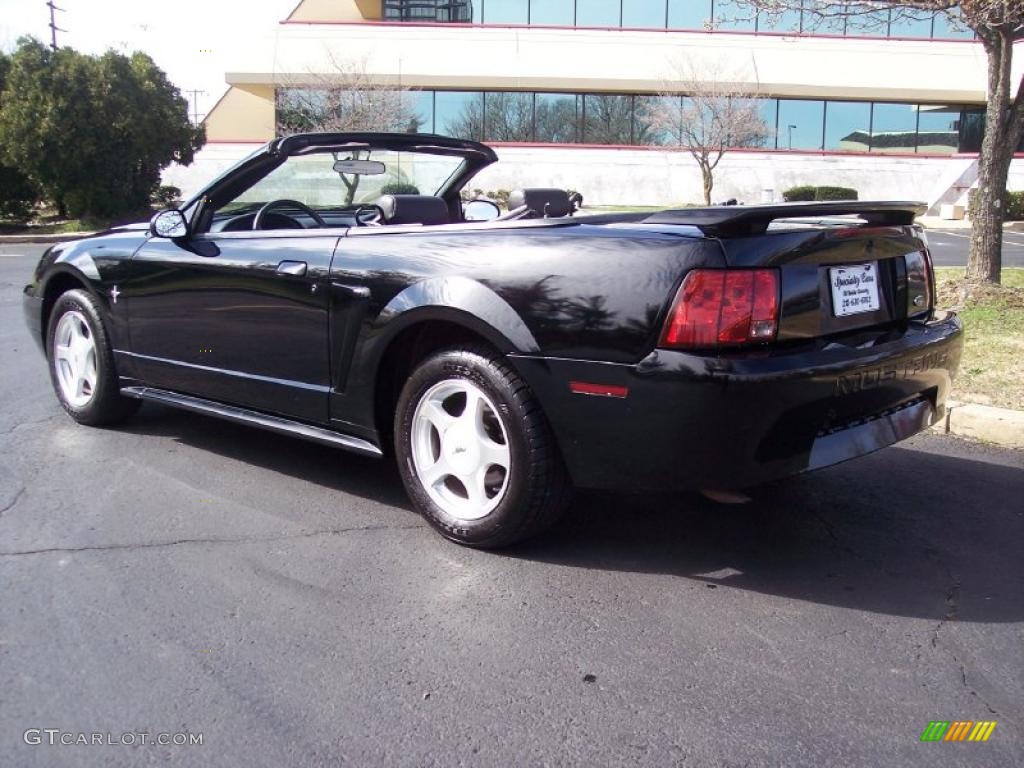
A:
<box><xmin>646</xmin><ymin>202</ymin><xmax>932</xmax><ymax>342</ymax></box>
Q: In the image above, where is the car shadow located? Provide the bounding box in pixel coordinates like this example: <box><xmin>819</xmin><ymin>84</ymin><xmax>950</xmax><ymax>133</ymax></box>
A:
<box><xmin>508</xmin><ymin>444</ymin><xmax>1023</xmax><ymax>623</ymax></box>
<box><xmin>120</xmin><ymin>406</ymin><xmax>1021</xmax><ymax>623</ymax></box>
<box><xmin>119</xmin><ymin>403</ymin><xmax>414</xmax><ymax>512</ymax></box>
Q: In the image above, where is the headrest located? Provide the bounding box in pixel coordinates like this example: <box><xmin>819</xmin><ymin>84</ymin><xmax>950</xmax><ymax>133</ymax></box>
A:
<box><xmin>507</xmin><ymin>188</ymin><xmax>573</xmax><ymax>218</ymax></box>
<box><xmin>374</xmin><ymin>194</ymin><xmax>449</xmax><ymax>226</ymax></box>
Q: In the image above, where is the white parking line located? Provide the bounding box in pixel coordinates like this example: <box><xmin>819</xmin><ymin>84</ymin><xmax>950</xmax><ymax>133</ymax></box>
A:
<box><xmin>929</xmin><ymin>230</ymin><xmax>1024</xmax><ymax>247</ymax></box>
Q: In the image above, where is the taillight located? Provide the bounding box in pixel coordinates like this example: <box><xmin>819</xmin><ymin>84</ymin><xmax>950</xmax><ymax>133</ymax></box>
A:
<box><xmin>921</xmin><ymin>247</ymin><xmax>935</xmax><ymax>313</ymax></box>
<box><xmin>660</xmin><ymin>269</ymin><xmax>779</xmax><ymax>349</ymax></box>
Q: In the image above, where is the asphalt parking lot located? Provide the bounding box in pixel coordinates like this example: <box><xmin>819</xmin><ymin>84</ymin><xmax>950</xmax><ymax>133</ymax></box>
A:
<box><xmin>926</xmin><ymin>229</ymin><xmax>1024</xmax><ymax>267</ymax></box>
<box><xmin>1</xmin><ymin>244</ymin><xmax>1022</xmax><ymax>767</ymax></box>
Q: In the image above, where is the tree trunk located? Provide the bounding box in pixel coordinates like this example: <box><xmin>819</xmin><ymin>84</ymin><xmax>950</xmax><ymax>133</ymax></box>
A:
<box><xmin>968</xmin><ymin>30</ymin><xmax>1023</xmax><ymax>285</ymax></box>
<box><xmin>701</xmin><ymin>164</ymin><xmax>714</xmax><ymax>206</ymax></box>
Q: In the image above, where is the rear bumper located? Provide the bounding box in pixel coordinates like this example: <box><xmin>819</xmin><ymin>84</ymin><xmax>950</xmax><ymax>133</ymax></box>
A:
<box><xmin>513</xmin><ymin>312</ymin><xmax>964</xmax><ymax>491</ymax></box>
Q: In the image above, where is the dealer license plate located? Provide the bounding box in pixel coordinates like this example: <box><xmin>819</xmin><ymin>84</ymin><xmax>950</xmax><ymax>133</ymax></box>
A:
<box><xmin>829</xmin><ymin>263</ymin><xmax>881</xmax><ymax>317</ymax></box>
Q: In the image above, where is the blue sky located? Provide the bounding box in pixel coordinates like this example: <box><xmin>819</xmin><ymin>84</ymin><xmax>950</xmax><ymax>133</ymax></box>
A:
<box><xmin>0</xmin><ymin>0</ymin><xmax>296</xmax><ymax>121</ymax></box>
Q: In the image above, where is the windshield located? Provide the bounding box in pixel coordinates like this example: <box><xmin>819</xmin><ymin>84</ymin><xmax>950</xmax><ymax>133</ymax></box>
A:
<box><xmin>219</xmin><ymin>149</ymin><xmax>466</xmax><ymax>215</ymax></box>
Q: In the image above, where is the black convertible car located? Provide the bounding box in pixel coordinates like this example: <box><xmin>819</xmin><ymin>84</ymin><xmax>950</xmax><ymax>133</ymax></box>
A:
<box><xmin>24</xmin><ymin>132</ymin><xmax>963</xmax><ymax>547</ymax></box>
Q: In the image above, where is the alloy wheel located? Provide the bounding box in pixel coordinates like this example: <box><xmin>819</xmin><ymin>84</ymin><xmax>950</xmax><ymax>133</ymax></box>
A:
<box><xmin>410</xmin><ymin>379</ymin><xmax>512</xmax><ymax>520</ymax></box>
<box><xmin>53</xmin><ymin>310</ymin><xmax>98</xmax><ymax>408</ymax></box>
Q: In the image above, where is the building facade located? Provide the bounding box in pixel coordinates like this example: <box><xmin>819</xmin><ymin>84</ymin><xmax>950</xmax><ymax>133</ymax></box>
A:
<box><xmin>165</xmin><ymin>0</ymin><xmax>1024</xmax><ymax>209</ymax></box>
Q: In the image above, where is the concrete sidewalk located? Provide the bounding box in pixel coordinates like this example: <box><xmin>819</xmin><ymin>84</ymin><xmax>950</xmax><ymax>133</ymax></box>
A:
<box><xmin>933</xmin><ymin>401</ymin><xmax>1024</xmax><ymax>449</ymax></box>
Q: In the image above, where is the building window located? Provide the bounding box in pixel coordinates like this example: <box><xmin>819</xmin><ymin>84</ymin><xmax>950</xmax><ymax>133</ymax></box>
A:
<box><xmin>435</xmin><ymin>91</ymin><xmax>485</xmax><ymax>139</ymax></box>
<box><xmin>582</xmin><ymin>93</ymin><xmax>634</xmax><ymax>144</ymax></box>
<box><xmin>887</xmin><ymin>8</ymin><xmax>934</xmax><ymax>38</ymax></box>
<box><xmin>824</xmin><ymin>101</ymin><xmax>871</xmax><ymax>152</ymax></box>
<box><xmin>535</xmin><ymin>93</ymin><xmax>581</xmax><ymax>142</ymax></box>
<box><xmin>777</xmin><ymin>99</ymin><xmax>825</xmax><ymax>150</ymax></box>
<box><xmin>714</xmin><ymin>0</ymin><xmax>755</xmax><ymax>32</ymax></box>
<box><xmin>915</xmin><ymin>105</ymin><xmax>961</xmax><ymax>154</ymax></box>
<box><xmin>869</xmin><ymin>102</ymin><xmax>918</xmax><ymax>153</ymax></box>
<box><xmin>932</xmin><ymin>12</ymin><xmax>975</xmax><ymax>39</ymax></box>
<box><xmin>482</xmin><ymin>0</ymin><xmax>528</xmax><ymax>24</ymax></box>
<box><xmin>755</xmin><ymin>6</ymin><xmax>801</xmax><ymax>33</ymax></box>
<box><xmin>575</xmin><ymin>0</ymin><xmax>621</xmax><ymax>28</ymax></box>
<box><xmin>277</xmin><ymin>87</ymin><xmax>982</xmax><ymax>155</ymax></box>
<box><xmin>667</xmin><ymin>0</ymin><xmax>711</xmax><ymax>30</ymax></box>
<box><xmin>622</xmin><ymin>0</ymin><xmax>666</xmax><ymax>29</ymax></box>
<box><xmin>376</xmin><ymin>1</ymin><xmax>976</xmax><ymax>41</ymax></box>
<box><xmin>483</xmin><ymin>92</ymin><xmax>534</xmax><ymax>141</ymax></box>
<box><xmin>382</xmin><ymin>0</ymin><xmax>476</xmax><ymax>22</ymax></box>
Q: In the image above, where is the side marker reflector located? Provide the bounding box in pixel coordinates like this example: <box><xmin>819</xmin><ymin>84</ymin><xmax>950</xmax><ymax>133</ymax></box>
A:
<box><xmin>569</xmin><ymin>381</ymin><xmax>629</xmax><ymax>399</ymax></box>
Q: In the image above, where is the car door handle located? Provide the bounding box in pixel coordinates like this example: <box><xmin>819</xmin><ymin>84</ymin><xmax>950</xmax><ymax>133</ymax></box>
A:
<box><xmin>331</xmin><ymin>282</ymin><xmax>371</xmax><ymax>299</ymax></box>
<box><xmin>276</xmin><ymin>260</ymin><xmax>307</xmax><ymax>276</ymax></box>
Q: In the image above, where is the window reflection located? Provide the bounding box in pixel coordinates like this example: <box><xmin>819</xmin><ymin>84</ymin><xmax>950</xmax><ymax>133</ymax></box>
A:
<box><xmin>576</xmin><ymin>0</ymin><xmax>621</xmax><ymax>28</ymax></box>
<box><xmin>483</xmin><ymin>0</ymin><xmax>527</xmax><ymax>24</ymax></box>
<box><xmin>378</xmin><ymin>1</ymin><xmax>977</xmax><ymax>41</ymax></box>
<box><xmin>714</xmin><ymin>0</ymin><xmax>756</xmax><ymax>31</ymax></box>
<box><xmin>622</xmin><ymin>0</ymin><xmax>667</xmax><ymax>29</ymax></box>
<box><xmin>530</xmin><ymin>0</ymin><xmax>574</xmax><ymax>25</ymax></box>
<box><xmin>667</xmin><ymin>0</ymin><xmax>711</xmax><ymax>30</ymax></box>
<box><xmin>824</xmin><ymin>101</ymin><xmax>871</xmax><ymax>152</ymax></box>
<box><xmin>279</xmin><ymin>87</ymin><xmax>980</xmax><ymax>154</ymax></box>
<box><xmin>583</xmin><ymin>94</ymin><xmax>634</xmax><ymax>144</ymax></box>
<box><xmin>778</xmin><ymin>99</ymin><xmax>824</xmax><ymax>150</ymax></box>
<box><xmin>535</xmin><ymin>93</ymin><xmax>581</xmax><ymax>142</ymax></box>
<box><xmin>436</xmin><ymin>91</ymin><xmax>485</xmax><ymax>140</ymax></box>
<box><xmin>757</xmin><ymin>7</ymin><xmax>802</xmax><ymax>33</ymax></box>
<box><xmin>634</xmin><ymin>95</ymin><xmax>680</xmax><ymax>146</ymax></box>
<box><xmin>888</xmin><ymin>9</ymin><xmax>934</xmax><ymax>37</ymax></box>
<box><xmin>916</xmin><ymin>105</ymin><xmax>960</xmax><ymax>154</ymax></box>
<box><xmin>870</xmin><ymin>102</ymin><xmax>917</xmax><ymax>153</ymax></box>
<box><xmin>483</xmin><ymin>92</ymin><xmax>534</xmax><ymax>141</ymax></box>
<box><xmin>758</xmin><ymin>98</ymin><xmax>779</xmax><ymax>148</ymax></box>
<box><xmin>932</xmin><ymin>12</ymin><xmax>974</xmax><ymax>39</ymax></box>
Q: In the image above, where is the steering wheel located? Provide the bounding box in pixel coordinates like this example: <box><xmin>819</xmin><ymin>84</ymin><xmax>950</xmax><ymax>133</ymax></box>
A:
<box><xmin>353</xmin><ymin>204</ymin><xmax>385</xmax><ymax>227</ymax></box>
<box><xmin>253</xmin><ymin>199</ymin><xmax>326</xmax><ymax>230</ymax></box>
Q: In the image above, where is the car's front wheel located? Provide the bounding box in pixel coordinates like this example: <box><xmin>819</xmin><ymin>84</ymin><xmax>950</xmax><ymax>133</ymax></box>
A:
<box><xmin>395</xmin><ymin>346</ymin><xmax>570</xmax><ymax>548</ymax></box>
<box><xmin>47</xmin><ymin>289</ymin><xmax>139</xmax><ymax>426</ymax></box>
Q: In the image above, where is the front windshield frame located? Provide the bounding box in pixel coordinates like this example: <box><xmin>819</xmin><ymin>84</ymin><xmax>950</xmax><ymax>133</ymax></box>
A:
<box><xmin>213</xmin><ymin>147</ymin><xmax>468</xmax><ymax>219</ymax></box>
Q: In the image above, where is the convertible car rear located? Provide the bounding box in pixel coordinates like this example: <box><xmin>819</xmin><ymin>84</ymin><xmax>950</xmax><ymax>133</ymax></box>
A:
<box><xmin>23</xmin><ymin>132</ymin><xmax>963</xmax><ymax>547</ymax></box>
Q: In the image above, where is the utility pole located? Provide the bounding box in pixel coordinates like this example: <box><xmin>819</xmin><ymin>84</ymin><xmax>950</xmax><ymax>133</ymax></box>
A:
<box><xmin>184</xmin><ymin>89</ymin><xmax>207</xmax><ymax>126</ymax></box>
<box><xmin>46</xmin><ymin>1</ymin><xmax>66</xmax><ymax>51</ymax></box>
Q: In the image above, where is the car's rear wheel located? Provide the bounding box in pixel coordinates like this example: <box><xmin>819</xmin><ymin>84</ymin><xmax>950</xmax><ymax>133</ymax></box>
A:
<box><xmin>47</xmin><ymin>289</ymin><xmax>139</xmax><ymax>426</ymax></box>
<box><xmin>395</xmin><ymin>346</ymin><xmax>570</xmax><ymax>548</ymax></box>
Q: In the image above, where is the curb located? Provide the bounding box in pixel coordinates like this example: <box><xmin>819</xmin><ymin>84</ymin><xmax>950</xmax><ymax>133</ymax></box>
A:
<box><xmin>0</xmin><ymin>233</ymin><xmax>96</xmax><ymax>244</ymax></box>
<box><xmin>932</xmin><ymin>400</ymin><xmax>1024</xmax><ymax>449</ymax></box>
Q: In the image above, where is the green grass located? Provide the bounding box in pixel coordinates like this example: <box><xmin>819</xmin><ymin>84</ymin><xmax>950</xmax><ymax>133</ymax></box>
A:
<box><xmin>934</xmin><ymin>267</ymin><xmax>1024</xmax><ymax>411</ymax></box>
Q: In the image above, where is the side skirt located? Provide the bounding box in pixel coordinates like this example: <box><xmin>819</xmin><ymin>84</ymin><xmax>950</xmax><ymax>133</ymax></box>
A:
<box><xmin>120</xmin><ymin>386</ymin><xmax>383</xmax><ymax>458</ymax></box>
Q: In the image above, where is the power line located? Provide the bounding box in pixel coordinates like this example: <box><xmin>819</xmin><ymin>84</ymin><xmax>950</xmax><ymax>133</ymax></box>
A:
<box><xmin>46</xmin><ymin>1</ymin><xmax>66</xmax><ymax>51</ymax></box>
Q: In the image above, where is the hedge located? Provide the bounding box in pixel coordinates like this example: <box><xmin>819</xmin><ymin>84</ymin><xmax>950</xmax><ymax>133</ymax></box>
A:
<box><xmin>783</xmin><ymin>185</ymin><xmax>858</xmax><ymax>202</ymax></box>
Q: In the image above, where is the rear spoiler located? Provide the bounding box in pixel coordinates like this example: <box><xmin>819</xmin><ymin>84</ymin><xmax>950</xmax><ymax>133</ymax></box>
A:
<box><xmin>643</xmin><ymin>201</ymin><xmax>927</xmax><ymax>237</ymax></box>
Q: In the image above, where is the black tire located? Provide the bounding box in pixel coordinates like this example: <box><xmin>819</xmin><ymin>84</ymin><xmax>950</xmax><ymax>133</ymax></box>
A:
<box><xmin>46</xmin><ymin>289</ymin><xmax>140</xmax><ymax>426</ymax></box>
<box><xmin>395</xmin><ymin>346</ymin><xmax>571</xmax><ymax>548</ymax></box>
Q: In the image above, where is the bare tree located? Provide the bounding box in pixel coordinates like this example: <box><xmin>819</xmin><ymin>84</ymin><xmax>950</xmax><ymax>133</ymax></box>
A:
<box><xmin>646</xmin><ymin>58</ymin><xmax>771</xmax><ymax>205</ymax></box>
<box><xmin>734</xmin><ymin>1</ymin><xmax>1024</xmax><ymax>285</ymax></box>
<box><xmin>275</xmin><ymin>51</ymin><xmax>420</xmax><ymax>136</ymax></box>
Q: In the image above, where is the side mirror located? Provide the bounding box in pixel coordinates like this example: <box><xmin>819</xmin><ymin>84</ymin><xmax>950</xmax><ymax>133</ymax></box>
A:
<box><xmin>463</xmin><ymin>199</ymin><xmax>501</xmax><ymax>222</ymax></box>
<box><xmin>150</xmin><ymin>209</ymin><xmax>188</xmax><ymax>239</ymax></box>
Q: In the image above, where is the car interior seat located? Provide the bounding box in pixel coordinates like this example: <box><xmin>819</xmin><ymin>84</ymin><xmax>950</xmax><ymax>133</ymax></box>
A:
<box><xmin>507</xmin><ymin>188</ymin><xmax>574</xmax><ymax>219</ymax></box>
<box><xmin>374</xmin><ymin>194</ymin><xmax>450</xmax><ymax>226</ymax></box>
